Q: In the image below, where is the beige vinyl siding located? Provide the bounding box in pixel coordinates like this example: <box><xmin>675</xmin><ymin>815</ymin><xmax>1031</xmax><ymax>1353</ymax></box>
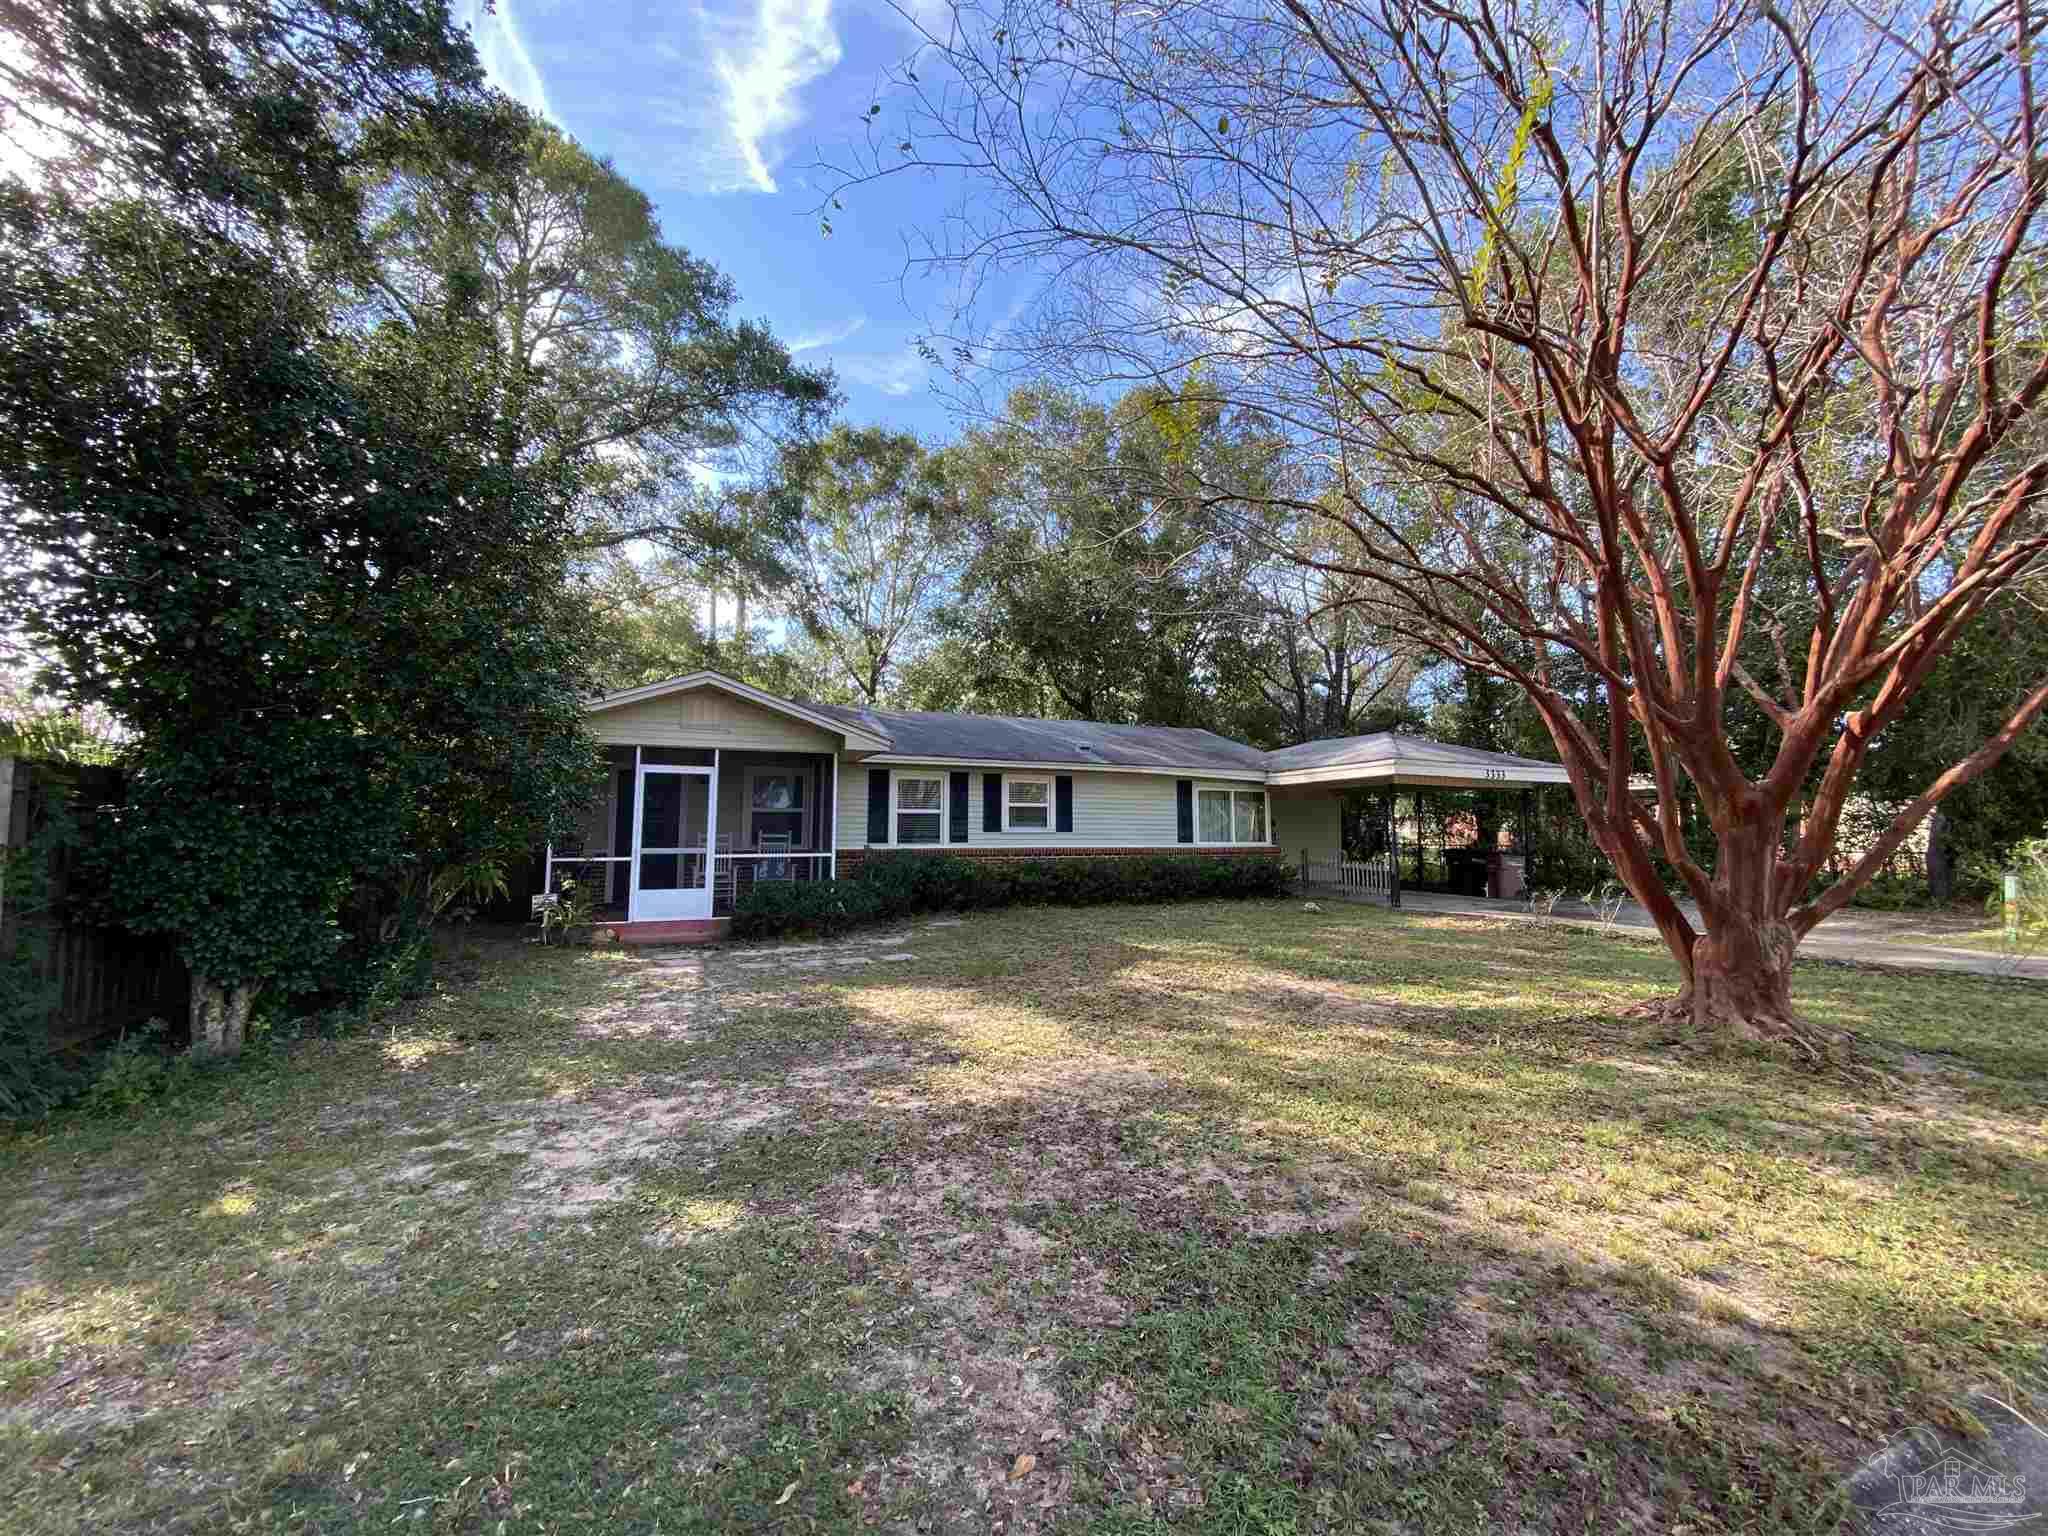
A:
<box><xmin>1269</xmin><ymin>787</ymin><xmax>1343</xmax><ymax>865</ymax></box>
<box><xmin>836</xmin><ymin>761</ymin><xmax>1276</xmax><ymax>850</ymax></box>
<box><xmin>588</xmin><ymin>688</ymin><xmax>840</xmax><ymax>752</ymax></box>
<box><xmin>838</xmin><ymin>759</ymin><xmax>868</xmax><ymax>850</ymax></box>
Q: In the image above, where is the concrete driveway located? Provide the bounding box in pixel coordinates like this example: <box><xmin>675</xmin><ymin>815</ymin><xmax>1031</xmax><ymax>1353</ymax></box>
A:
<box><xmin>1375</xmin><ymin>890</ymin><xmax>2048</xmax><ymax>982</ymax></box>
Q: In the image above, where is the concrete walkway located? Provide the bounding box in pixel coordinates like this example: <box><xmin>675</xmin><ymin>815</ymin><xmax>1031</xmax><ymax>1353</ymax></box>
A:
<box><xmin>1357</xmin><ymin>888</ymin><xmax>2048</xmax><ymax>982</ymax></box>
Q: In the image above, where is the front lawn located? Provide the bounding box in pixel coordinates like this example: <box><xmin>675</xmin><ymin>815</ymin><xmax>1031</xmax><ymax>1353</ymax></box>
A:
<box><xmin>2</xmin><ymin>901</ymin><xmax>2044</xmax><ymax>1532</ymax></box>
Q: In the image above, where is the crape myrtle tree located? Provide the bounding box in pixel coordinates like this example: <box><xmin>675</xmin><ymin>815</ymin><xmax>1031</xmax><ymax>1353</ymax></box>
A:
<box><xmin>826</xmin><ymin>0</ymin><xmax>2048</xmax><ymax>1050</ymax></box>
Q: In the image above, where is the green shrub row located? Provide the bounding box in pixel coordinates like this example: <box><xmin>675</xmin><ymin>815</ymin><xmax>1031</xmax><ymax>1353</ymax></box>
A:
<box><xmin>730</xmin><ymin>852</ymin><xmax>1293</xmax><ymax>940</ymax></box>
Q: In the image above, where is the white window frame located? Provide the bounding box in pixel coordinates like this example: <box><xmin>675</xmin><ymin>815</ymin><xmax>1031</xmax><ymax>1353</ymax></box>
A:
<box><xmin>1194</xmin><ymin>784</ymin><xmax>1271</xmax><ymax>847</ymax></box>
<box><xmin>744</xmin><ymin>766</ymin><xmax>810</xmax><ymax>849</ymax></box>
<box><xmin>1003</xmin><ymin>773</ymin><xmax>1053</xmax><ymax>832</ymax></box>
<box><xmin>891</xmin><ymin>770</ymin><xmax>946</xmax><ymax>846</ymax></box>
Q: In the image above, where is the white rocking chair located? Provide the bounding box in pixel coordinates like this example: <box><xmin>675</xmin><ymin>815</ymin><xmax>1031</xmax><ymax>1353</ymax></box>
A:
<box><xmin>711</xmin><ymin>832</ymin><xmax>735</xmax><ymax>910</ymax></box>
<box><xmin>756</xmin><ymin>832</ymin><xmax>793</xmax><ymax>883</ymax></box>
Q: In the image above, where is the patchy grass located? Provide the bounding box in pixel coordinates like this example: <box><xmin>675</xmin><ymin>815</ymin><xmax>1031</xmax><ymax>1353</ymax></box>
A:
<box><xmin>1</xmin><ymin>902</ymin><xmax>2044</xmax><ymax>1533</ymax></box>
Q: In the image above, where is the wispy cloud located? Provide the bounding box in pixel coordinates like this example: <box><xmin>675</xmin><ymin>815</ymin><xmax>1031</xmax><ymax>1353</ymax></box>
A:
<box><xmin>834</xmin><ymin>345</ymin><xmax>928</xmax><ymax>397</ymax></box>
<box><xmin>791</xmin><ymin>314</ymin><xmax>867</xmax><ymax>353</ymax></box>
<box><xmin>458</xmin><ymin>0</ymin><xmax>554</xmax><ymax>120</ymax></box>
<box><xmin>711</xmin><ymin>0</ymin><xmax>842</xmax><ymax>194</ymax></box>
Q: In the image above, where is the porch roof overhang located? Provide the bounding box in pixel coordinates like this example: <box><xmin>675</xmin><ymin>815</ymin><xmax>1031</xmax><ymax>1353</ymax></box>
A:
<box><xmin>586</xmin><ymin>670</ymin><xmax>894</xmax><ymax>753</ymax></box>
<box><xmin>1263</xmin><ymin>734</ymin><xmax>1574</xmax><ymax>790</ymax></box>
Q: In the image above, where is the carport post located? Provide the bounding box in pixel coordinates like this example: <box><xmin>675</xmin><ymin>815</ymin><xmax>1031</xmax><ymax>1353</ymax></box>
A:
<box><xmin>1386</xmin><ymin>789</ymin><xmax>1401</xmax><ymax>909</ymax></box>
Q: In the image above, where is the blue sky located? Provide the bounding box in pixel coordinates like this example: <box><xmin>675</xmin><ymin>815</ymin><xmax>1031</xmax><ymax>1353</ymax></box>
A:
<box><xmin>457</xmin><ymin>0</ymin><xmax>972</xmax><ymax>442</ymax></box>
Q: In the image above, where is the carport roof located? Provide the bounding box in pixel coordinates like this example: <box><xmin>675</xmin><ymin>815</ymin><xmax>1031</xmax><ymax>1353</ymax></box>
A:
<box><xmin>1263</xmin><ymin>734</ymin><xmax>1574</xmax><ymax>788</ymax></box>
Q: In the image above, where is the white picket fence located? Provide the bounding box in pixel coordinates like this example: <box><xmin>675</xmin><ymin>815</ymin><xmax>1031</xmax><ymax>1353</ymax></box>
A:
<box><xmin>1300</xmin><ymin>854</ymin><xmax>1392</xmax><ymax>898</ymax></box>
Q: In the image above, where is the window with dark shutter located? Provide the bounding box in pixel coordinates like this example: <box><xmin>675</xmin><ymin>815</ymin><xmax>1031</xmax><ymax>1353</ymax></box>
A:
<box><xmin>983</xmin><ymin>772</ymin><xmax>1002</xmax><ymax>832</ymax></box>
<box><xmin>867</xmin><ymin>768</ymin><xmax>890</xmax><ymax>844</ymax></box>
<box><xmin>1176</xmin><ymin>779</ymin><xmax>1194</xmax><ymax>843</ymax></box>
<box><xmin>949</xmin><ymin>771</ymin><xmax>970</xmax><ymax>842</ymax></box>
<box><xmin>1055</xmin><ymin>774</ymin><xmax>1074</xmax><ymax>833</ymax></box>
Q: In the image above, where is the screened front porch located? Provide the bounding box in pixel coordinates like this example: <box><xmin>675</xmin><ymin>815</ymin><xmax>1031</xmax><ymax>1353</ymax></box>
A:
<box><xmin>542</xmin><ymin>746</ymin><xmax>839</xmax><ymax>923</ymax></box>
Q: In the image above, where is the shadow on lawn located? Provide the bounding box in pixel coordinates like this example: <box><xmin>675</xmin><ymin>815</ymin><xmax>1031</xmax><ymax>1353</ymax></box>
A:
<box><xmin>806</xmin><ymin>923</ymin><xmax>2048</xmax><ymax>1260</ymax></box>
<box><xmin>4</xmin><ymin>919</ymin><xmax>2044</xmax><ymax>1535</ymax></box>
<box><xmin>620</xmin><ymin>1042</ymin><xmax>1917</xmax><ymax>1534</ymax></box>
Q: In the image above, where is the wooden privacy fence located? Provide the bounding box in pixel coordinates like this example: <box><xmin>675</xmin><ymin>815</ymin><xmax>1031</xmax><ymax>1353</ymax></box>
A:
<box><xmin>1</xmin><ymin>757</ymin><xmax>188</xmax><ymax>1051</ymax></box>
<box><xmin>1299</xmin><ymin>852</ymin><xmax>1393</xmax><ymax>899</ymax></box>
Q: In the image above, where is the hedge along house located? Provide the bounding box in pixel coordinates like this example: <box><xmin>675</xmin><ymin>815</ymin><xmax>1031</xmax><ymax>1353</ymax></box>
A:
<box><xmin>549</xmin><ymin>670</ymin><xmax>1574</xmax><ymax>942</ymax></box>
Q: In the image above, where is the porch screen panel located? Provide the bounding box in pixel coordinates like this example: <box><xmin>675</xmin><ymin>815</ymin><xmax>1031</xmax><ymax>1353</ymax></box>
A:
<box><xmin>639</xmin><ymin>774</ymin><xmax>709</xmax><ymax>892</ymax></box>
<box><xmin>750</xmin><ymin>771</ymin><xmax>804</xmax><ymax>847</ymax></box>
<box><xmin>640</xmin><ymin>773</ymin><xmax>683</xmax><ymax>890</ymax></box>
<box><xmin>611</xmin><ymin>769</ymin><xmax>634</xmax><ymax>906</ymax></box>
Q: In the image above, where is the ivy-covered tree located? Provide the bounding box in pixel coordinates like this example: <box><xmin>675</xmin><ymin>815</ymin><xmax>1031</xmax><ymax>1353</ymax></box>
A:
<box><xmin>0</xmin><ymin>194</ymin><xmax>597</xmax><ymax>1054</ymax></box>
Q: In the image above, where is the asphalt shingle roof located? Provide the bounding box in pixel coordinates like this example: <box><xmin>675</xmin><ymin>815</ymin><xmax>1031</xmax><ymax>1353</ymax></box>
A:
<box><xmin>1262</xmin><ymin>734</ymin><xmax>1569</xmax><ymax>777</ymax></box>
<box><xmin>803</xmin><ymin>704</ymin><xmax>1271</xmax><ymax>773</ymax></box>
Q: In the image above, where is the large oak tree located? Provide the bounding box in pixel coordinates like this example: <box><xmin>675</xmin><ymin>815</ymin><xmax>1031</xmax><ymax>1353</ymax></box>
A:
<box><xmin>359</xmin><ymin>119</ymin><xmax>833</xmax><ymax>573</ymax></box>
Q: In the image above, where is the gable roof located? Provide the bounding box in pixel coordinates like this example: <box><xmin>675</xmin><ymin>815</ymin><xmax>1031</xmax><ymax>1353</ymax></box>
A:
<box><xmin>803</xmin><ymin>704</ymin><xmax>1271</xmax><ymax>776</ymax></box>
<box><xmin>585</xmin><ymin>676</ymin><xmax>1572</xmax><ymax>786</ymax></box>
<box><xmin>586</xmin><ymin>671</ymin><xmax>894</xmax><ymax>752</ymax></box>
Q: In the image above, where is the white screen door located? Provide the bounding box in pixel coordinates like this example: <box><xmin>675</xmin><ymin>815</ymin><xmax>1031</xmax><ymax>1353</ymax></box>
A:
<box><xmin>632</xmin><ymin>766</ymin><xmax>713</xmax><ymax>920</ymax></box>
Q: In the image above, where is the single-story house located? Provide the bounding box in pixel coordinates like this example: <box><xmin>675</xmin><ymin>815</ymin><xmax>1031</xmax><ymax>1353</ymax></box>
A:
<box><xmin>547</xmin><ymin>670</ymin><xmax>1573</xmax><ymax>941</ymax></box>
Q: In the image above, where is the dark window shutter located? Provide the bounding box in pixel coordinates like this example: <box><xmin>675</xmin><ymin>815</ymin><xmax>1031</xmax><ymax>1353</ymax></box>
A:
<box><xmin>1176</xmin><ymin>779</ymin><xmax>1194</xmax><ymax>843</ymax></box>
<box><xmin>1055</xmin><ymin>774</ymin><xmax>1074</xmax><ymax>833</ymax></box>
<box><xmin>867</xmin><ymin>769</ymin><xmax>890</xmax><ymax>844</ymax></box>
<box><xmin>948</xmin><ymin>771</ymin><xmax>970</xmax><ymax>842</ymax></box>
<box><xmin>983</xmin><ymin>772</ymin><xmax>1002</xmax><ymax>832</ymax></box>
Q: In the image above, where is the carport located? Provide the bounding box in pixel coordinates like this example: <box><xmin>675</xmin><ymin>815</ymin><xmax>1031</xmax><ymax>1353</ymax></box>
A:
<box><xmin>1264</xmin><ymin>735</ymin><xmax>1576</xmax><ymax>907</ymax></box>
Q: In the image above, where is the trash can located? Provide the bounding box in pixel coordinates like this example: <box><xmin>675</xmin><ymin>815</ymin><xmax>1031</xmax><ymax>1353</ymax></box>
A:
<box><xmin>1445</xmin><ymin>849</ymin><xmax>1488</xmax><ymax>896</ymax></box>
<box><xmin>1488</xmin><ymin>851</ymin><xmax>1526</xmax><ymax>901</ymax></box>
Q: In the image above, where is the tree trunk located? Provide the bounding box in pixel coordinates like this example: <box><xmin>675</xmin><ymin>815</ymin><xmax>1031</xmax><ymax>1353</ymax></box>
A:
<box><xmin>1602</xmin><ymin>817</ymin><xmax>1844</xmax><ymax>1063</ymax></box>
<box><xmin>1626</xmin><ymin>909</ymin><xmax>1838</xmax><ymax>1061</ymax></box>
<box><xmin>1682</xmin><ymin>915</ymin><xmax>1801</xmax><ymax>1040</ymax></box>
<box><xmin>1926</xmin><ymin>809</ymin><xmax>1955</xmax><ymax>904</ymax></box>
<box><xmin>189</xmin><ymin>974</ymin><xmax>257</xmax><ymax>1059</ymax></box>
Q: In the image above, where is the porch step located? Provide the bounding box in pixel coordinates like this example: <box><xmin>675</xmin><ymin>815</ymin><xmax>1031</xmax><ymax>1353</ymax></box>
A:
<box><xmin>606</xmin><ymin>918</ymin><xmax>732</xmax><ymax>946</ymax></box>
